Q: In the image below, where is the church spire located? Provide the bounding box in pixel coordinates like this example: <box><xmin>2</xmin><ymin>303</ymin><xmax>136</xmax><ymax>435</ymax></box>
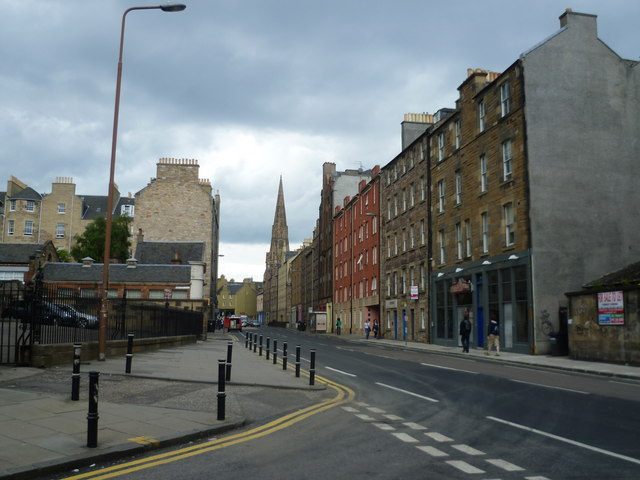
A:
<box><xmin>266</xmin><ymin>176</ymin><xmax>290</xmax><ymax>271</ymax></box>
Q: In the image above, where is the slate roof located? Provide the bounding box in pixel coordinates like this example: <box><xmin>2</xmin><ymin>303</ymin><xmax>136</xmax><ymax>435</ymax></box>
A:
<box><xmin>136</xmin><ymin>242</ymin><xmax>204</xmax><ymax>264</ymax></box>
<box><xmin>0</xmin><ymin>243</ymin><xmax>45</xmax><ymax>264</ymax></box>
<box><xmin>583</xmin><ymin>260</ymin><xmax>640</xmax><ymax>289</ymax></box>
<box><xmin>80</xmin><ymin>195</ymin><xmax>109</xmax><ymax>220</ymax></box>
<box><xmin>42</xmin><ymin>262</ymin><xmax>191</xmax><ymax>284</ymax></box>
<box><xmin>7</xmin><ymin>186</ymin><xmax>42</xmax><ymax>201</ymax></box>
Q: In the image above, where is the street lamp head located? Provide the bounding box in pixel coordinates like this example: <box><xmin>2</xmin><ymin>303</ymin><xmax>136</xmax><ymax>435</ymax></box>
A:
<box><xmin>160</xmin><ymin>3</ymin><xmax>186</xmax><ymax>12</ymax></box>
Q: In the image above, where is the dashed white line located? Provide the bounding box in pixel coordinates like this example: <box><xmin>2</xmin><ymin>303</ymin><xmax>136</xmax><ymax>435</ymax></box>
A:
<box><xmin>445</xmin><ymin>460</ymin><xmax>485</xmax><ymax>474</ymax></box>
<box><xmin>325</xmin><ymin>366</ymin><xmax>357</xmax><ymax>377</ymax></box>
<box><xmin>525</xmin><ymin>476</ymin><xmax>551</xmax><ymax>480</ymax></box>
<box><xmin>355</xmin><ymin>414</ymin><xmax>375</xmax><ymax>421</ymax></box>
<box><xmin>510</xmin><ymin>379</ymin><xmax>589</xmax><ymax>394</ymax></box>
<box><xmin>488</xmin><ymin>416</ymin><xmax>640</xmax><ymax>466</ymax></box>
<box><xmin>383</xmin><ymin>414</ymin><xmax>404</xmax><ymax>421</ymax></box>
<box><xmin>421</xmin><ymin>362</ymin><xmax>478</xmax><ymax>374</ymax></box>
<box><xmin>372</xmin><ymin>423</ymin><xmax>395</xmax><ymax>431</ymax></box>
<box><xmin>424</xmin><ymin>432</ymin><xmax>453</xmax><ymax>443</ymax></box>
<box><xmin>416</xmin><ymin>445</ymin><xmax>448</xmax><ymax>457</ymax></box>
<box><xmin>341</xmin><ymin>406</ymin><xmax>358</xmax><ymax>413</ymax></box>
<box><xmin>403</xmin><ymin>422</ymin><xmax>426</xmax><ymax>430</ymax></box>
<box><xmin>366</xmin><ymin>407</ymin><xmax>386</xmax><ymax>414</ymax></box>
<box><xmin>451</xmin><ymin>444</ymin><xmax>485</xmax><ymax>456</ymax></box>
<box><xmin>486</xmin><ymin>458</ymin><xmax>525</xmax><ymax>471</ymax></box>
<box><xmin>376</xmin><ymin>382</ymin><xmax>439</xmax><ymax>403</ymax></box>
<box><xmin>392</xmin><ymin>432</ymin><xmax>419</xmax><ymax>443</ymax></box>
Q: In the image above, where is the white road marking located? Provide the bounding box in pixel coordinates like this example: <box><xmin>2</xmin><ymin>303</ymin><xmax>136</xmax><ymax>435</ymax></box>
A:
<box><xmin>510</xmin><ymin>379</ymin><xmax>589</xmax><ymax>394</ymax></box>
<box><xmin>403</xmin><ymin>422</ymin><xmax>426</xmax><ymax>430</ymax></box>
<box><xmin>488</xmin><ymin>416</ymin><xmax>640</xmax><ymax>466</ymax></box>
<box><xmin>341</xmin><ymin>406</ymin><xmax>358</xmax><ymax>413</ymax></box>
<box><xmin>486</xmin><ymin>458</ymin><xmax>525</xmax><ymax>471</ymax></box>
<box><xmin>355</xmin><ymin>414</ymin><xmax>375</xmax><ymax>421</ymax></box>
<box><xmin>610</xmin><ymin>380</ymin><xmax>640</xmax><ymax>387</ymax></box>
<box><xmin>424</xmin><ymin>432</ymin><xmax>453</xmax><ymax>443</ymax></box>
<box><xmin>372</xmin><ymin>423</ymin><xmax>395</xmax><ymax>431</ymax></box>
<box><xmin>392</xmin><ymin>432</ymin><xmax>419</xmax><ymax>443</ymax></box>
<box><xmin>367</xmin><ymin>407</ymin><xmax>386</xmax><ymax>414</ymax></box>
<box><xmin>421</xmin><ymin>362</ymin><xmax>478</xmax><ymax>374</ymax></box>
<box><xmin>451</xmin><ymin>444</ymin><xmax>485</xmax><ymax>456</ymax></box>
<box><xmin>376</xmin><ymin>382</ymin><xmax>439</xmax><ymax>403</ymax></box>
<box><xmin>445</xmin><ymin>460</ymin><xmax>485</xmax><ymax>474</ymax></box>
<box><xmin>355</xmin><ymin>401</ymin><xmax>370</xmax><ymax>407</ymax></box>
<box><xmin>525</xmin><ymin>476</ymin><xmax>552</xmax><ymax>480</ymax></box>
<box><xmin>416</xmin><ymin>445</ymin><xmax>448</xmax><ymax>457</ymax></box>
<box><xmin>383</xmin><ymin>414</ymin><xmax>404</xmax><ymax>421</ymax></box>
<box><xmin>325</xmin><ymin>366</ymin><xmax>357</xmax><ymax>377</ymax></box>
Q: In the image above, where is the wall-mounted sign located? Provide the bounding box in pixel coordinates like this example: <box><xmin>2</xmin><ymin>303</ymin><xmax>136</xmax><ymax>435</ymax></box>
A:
<box><xmin>410</xmin><ymin>285</ymin><xmax>419</xmax><ymax>300</ymax></box>
<box><xmin>450</xmin><ymin>280</ymin><xmax>472</xmax><ymax>294</ymax></box>
<box><xmin>597</xmin><ymin>290</ymin><xmax>624</xmax><ymax>325</ymax></box>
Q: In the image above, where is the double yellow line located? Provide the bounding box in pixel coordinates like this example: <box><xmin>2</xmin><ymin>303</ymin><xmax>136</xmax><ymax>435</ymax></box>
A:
<box><xmin>63</xmin><ymin>372</ymin><xmax>354</xmax><ymax>479</ymax></box>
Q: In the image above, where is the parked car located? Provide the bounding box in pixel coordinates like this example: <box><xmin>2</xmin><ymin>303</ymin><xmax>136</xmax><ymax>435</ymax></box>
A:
<box><xmin>1</xmin><ymin>299</ymin><xmax>97</xmax><ymax>328</ymax></box>
<box><xmin>1</xmin><ymin>300</ymin><xmax>29</xmax><ymax>320</ymax></box>
<box><xmin>55</xmin><ymin>304</ymin><xmax>99</xmax><ymax>329</ymax></box>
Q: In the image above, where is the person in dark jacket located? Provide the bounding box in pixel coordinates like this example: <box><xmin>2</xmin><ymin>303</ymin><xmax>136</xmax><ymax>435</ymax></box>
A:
<box><xmin>459</xmin><ymin>310</ymin><xmax>472</xmax><ymax>353</ymax></box>
<box><xmin>486</xmin><ymin>315</ymin><xmax>500</xmax><ymax>356</ymax></box>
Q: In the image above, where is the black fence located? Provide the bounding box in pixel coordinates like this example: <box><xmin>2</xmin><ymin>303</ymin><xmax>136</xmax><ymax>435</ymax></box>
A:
<box><xmin>0</xmin><ymin>280</ymin><xmax>203</xmax><ymax>365</ymax></box>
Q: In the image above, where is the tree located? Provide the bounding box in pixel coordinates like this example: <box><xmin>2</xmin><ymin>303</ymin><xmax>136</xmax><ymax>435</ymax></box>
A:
<box><xmin>56</xmin><ymin>249</ymin><xmax>72</xmax><ymax>263</ymax></box>
<box><xmin>71</xmin><ymin>216</ymin><xmax>132</xmax><ymax>263</ymax></box>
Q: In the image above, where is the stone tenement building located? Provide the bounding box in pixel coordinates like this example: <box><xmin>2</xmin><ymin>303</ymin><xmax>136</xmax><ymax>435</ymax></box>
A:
<box><xmin>316</xmin><ymin>162</ymin><xmax>375</xmax><ymax>322</ymax></box>
<box><xmin>0</xmin><ymin>176</ymin><xmax>134</xmax><ymax>254</ymax></box>
<box><xmin>333</xmin><ymin>166</ymin><xmax>381</xmax><ymax>336</ymax></box>
<box><xmin>427</xmin><ymin>9</ymin><xmax>640</xmax><ymax>355</ymax></box>
<box><xmin>380</xmin><ymin>123</ymin><xmax>432</xmax><ymax>343</ymax></box>
<box><xmin>132</xmin><ymin>158</ymin><xmax>220</xmax><ymax>302</ymax></box>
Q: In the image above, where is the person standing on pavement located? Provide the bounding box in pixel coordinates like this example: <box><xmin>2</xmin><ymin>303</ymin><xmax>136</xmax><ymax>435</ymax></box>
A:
<box><xmin>486</xmin><ymin>314</ymin><xmax>500</xmax><ymax>355</ymax></box>
<box><xmin>372</xmin><ymin>321</ymin><xmax>379</xmax><ymax>339</ymax></box>
<box><xmin>364</xmin><ymin>320</ymin><xmax>371</xmax><ymax>339</ymax></box>
<box><xmin>336</xmin><ymin>318</ymin><xmax>342</xmax><ymax>335</ymax></box>
<box><xmin>459</xmin><ymin>310</ymin><xmax>472</xmax><ymax>353</ymax></box>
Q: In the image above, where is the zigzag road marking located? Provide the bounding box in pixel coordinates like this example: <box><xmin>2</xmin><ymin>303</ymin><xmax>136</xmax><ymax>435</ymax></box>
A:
<box><xmin>62</xmin><ymin>372</ymin><xmax>354</xmax><ymax>480</ymax></box>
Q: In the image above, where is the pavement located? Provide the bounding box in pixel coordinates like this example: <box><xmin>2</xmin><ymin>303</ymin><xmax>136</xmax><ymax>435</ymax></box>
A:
<box><xmin>1</xmin><ymin>329</ymin><xmax>639</xmax><ymax>480</ymax></box>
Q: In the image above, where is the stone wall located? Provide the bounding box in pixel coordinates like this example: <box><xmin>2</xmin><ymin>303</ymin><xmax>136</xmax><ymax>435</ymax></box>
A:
<box><xmin>567</xmin><ymin>289</ymin><xmax>640</xmax><ymax>365</ymax></box>
<box><xmin>21</xmin><ymin>335</ymin><xmax>198</xmax><ymax>368</ymax></box>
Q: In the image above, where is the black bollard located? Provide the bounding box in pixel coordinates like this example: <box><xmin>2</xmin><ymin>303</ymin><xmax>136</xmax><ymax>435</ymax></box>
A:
<box><xmin>125</xmin><ymin>333</ymin><xmax>134</xmax><ymax>374</ymax></box>
<box><xmin>71</xmin><ymin>343</ymin><xmax>81</xmax><ymax>401</ymax></box>
<box><xmin>217</xmin><ymin>359</ymin><xmax>226</xmax><ymax>421</ymax></box>
<box><xmin>245</xmin><ymin>331</ymin><xmax>249</xmax><ymax>348</ymax></box>
<box><xmin>295</xmin><ymin>345</ymin><xmax>301</xmax><ymax>378</ymax></box>
<box><xmin>225</xmin><ymin>341</ymin><xmax>233</xmax><ymax>382</ymax></box>
<box><xmin>259</xmin><ymin>335</ymin><xmax>263</xmax><ymax>356</ymax></box>
<box><xmin>253</xmin><ymin>333</ymin><xmax>257</xmax><ymax>353</ymax></box>
<box><xmin>283</xmin><ymin>342</ymin><xmax>288</xmax><ymax>370</ymax></box>
<box><xmin>87</xmin><ymin>371</ymin><xmax>100</xmax><ymax>448</ymax></box>
<box><xmin>309</xmin><ymin>349</ymin><xmax>316</xmax><ymax>385</ymax></box>
<box><xmin>273</xmin><ymin>339</ymin><xmax>278</xmax><ymax>365</ymax></box>
<box><xmin>266</xmin><ymin>337</ymin><xmax>270</xmax><ymax>360</ymax></box>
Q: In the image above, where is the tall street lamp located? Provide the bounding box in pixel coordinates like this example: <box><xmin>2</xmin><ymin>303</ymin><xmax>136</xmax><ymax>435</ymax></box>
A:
<box><xmin>99</xmin><ymin>3</ymin><xmax>186</xmax><ymax>360</ymax></box>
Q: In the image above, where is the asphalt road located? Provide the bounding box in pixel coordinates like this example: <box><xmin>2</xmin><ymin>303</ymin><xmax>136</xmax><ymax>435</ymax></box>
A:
<box><xmin>47</xmin><ymin>327</ymin><xmax>640</xmax><ymax>480</ymax></box>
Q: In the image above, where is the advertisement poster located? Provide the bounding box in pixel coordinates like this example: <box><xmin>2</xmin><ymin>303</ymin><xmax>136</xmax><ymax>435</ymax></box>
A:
<box><xmin>410</xmin><ymin>285</ymin><xmax>419</xmax><ymax>300</ymax></box>
<box><xmin>597</xmin><ymin>290</ymin><xmax>624</xmax><ymax>325</ymax></box>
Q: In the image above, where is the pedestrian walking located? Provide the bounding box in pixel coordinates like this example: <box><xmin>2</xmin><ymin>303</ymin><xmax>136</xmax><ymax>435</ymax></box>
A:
<box><xmin>372</xmin><ymin>321</ymin><xmax>379</xmax><ymax>339</ymax></box>
<box><xmin>336</xmin><ymin>318</ymin><xmax>342</xmax><ymax>335</ymax></box>
<box><xmin>459</xmin><ymin>310</ymin><xmax>472</xmax><ymax>353</ymax></box>
<box><xmin>486</xmin><ymin>315</ymin><xmax>500</xmax><ymax>356</ymax></box>
<box><xmin>364</xmin><ymin>320</ymin><xmax>371</xmax><ymax>339</ymax></box>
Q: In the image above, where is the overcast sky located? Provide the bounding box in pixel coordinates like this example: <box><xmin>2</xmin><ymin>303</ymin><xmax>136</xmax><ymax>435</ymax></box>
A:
<box><xmin>2</xmin><ymin>0</ymin><xmax>639</xmax><ymax>281</ymax></box>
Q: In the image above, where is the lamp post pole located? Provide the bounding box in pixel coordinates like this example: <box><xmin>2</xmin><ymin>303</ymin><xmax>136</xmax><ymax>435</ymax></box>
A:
<box><xmin>99</xmin><ymin>3</ymin><xmax>186</xmax><ymax>360</ymax></box>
